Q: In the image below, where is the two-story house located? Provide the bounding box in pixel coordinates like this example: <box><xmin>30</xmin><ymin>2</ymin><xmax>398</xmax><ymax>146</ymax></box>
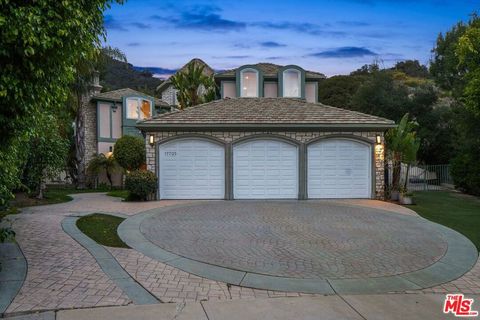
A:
<box><xmin>138</xmin><ymin>59</ymin><xmax>394</xmax><ymax>201</ymax></box>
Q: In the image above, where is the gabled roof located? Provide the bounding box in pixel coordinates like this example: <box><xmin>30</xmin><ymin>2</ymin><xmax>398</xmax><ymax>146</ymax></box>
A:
<box><xmin>215</xmin><ymin>63</ymin><xmax>326</xmax><ymax>79</ymax></box>
<box><xmin>157</xmin><ymin>58</ymin><xmax>214</xmax><ymax>93</ymax></box>
<box><xmin>92</xmin><ymin>88</ymin><xmax>168</xmax><ymax>107</ymax></box>
<box><xmin>137</xmin><ymin>97</ymin><xmax>395</xmax><ymax>130</ymax></box>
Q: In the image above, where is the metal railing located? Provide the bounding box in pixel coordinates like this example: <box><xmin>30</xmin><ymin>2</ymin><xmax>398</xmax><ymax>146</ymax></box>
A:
<box><xmin>386</xmin><ymin>163</ymin><xmax>453</xmax><ymax>191</ymax></box>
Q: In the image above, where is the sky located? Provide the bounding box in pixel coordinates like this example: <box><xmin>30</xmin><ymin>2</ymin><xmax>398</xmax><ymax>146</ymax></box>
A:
<box><xmin>104</xmin><ymin>0</ymin><xmax>478</xmax><ymax>77</ymax></box>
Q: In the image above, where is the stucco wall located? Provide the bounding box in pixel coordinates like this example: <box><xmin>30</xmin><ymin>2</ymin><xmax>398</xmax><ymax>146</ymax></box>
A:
<box><xmin>145</xmin><ymin>130</ymin><xmax>386</xmax><ymax>199</ymax></box>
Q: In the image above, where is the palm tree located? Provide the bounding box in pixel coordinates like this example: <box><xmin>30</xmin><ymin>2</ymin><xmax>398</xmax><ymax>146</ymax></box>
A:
<box><xmin>170</xmin><ymin>63</ymin><xmax>216</xmax><ymax>110</ymax></box>
<box><xmin>386</xmin><ymin>113</ymin><xmax>420</xmax><ymax>193</ymax></box>
<box><xmin>87</xmin><ymin>153</ymin><xmax>121</xmax><ymax>188</ymax></box>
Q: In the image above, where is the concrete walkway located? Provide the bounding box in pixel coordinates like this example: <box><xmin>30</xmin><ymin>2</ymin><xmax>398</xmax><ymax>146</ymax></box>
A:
<box><xmin>2</xmin><ymin>193</ymin><xmax>479</xmax><ymax>316</ymax></box>
<box><xmin>6</xmin><ymin>294</ymin><xmax>478</xmax><ymax>319</ymax></box>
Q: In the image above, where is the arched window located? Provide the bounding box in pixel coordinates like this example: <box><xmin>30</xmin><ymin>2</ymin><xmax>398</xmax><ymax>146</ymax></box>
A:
<box><xmin>240</xmin><ymin>69</ymin><xmax>259</xmax><ymax>97</ymax></box>
<box><xmin>283</xmin><ymin>69</ymin><xmax>301</xmax><ymax>97</ymax></box>
<box><xmin>126</xmin><ymin>97</ymin><xmax>152</xmax><ymax>120</ymax></box>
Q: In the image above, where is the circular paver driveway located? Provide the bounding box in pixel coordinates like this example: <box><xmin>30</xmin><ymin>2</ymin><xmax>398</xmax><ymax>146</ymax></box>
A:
<box><xmin>119</xmin><ymin>201</ymin><xmax>478</xmax><ymax>294</ymax></box>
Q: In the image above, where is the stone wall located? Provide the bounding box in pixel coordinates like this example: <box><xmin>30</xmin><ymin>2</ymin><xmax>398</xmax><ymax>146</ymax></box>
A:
<box><xmin>145</xmin><ymin>130</ymin><xmax>386</xmax><ymax>199</ymax></box>
<box><xmin>161</xmin><ymin>85</ymin><xmax>177</xmax><ymax>106</ymax></box>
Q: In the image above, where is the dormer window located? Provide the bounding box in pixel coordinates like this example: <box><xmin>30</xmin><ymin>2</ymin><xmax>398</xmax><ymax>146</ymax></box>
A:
<box><xmin>240</xmin><ymin>69</ymin><xmax>258</xmax><ymax>97</ymax></box>
<box><xmin>126</xmin><ymin>97</ymin><xmax>152</xmax><ymax>120</ymax></box>
<box><xmin>283</xmin><ymin>69</ymin><xmax>301</xmax><ymax>98</ymax></box>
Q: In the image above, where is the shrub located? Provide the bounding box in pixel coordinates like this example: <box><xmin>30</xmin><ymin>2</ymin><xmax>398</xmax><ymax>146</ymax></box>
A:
<box><xmin>125</xmin><ymin>170</ymin><xmax>157</xmax><ymax>201</ymax></box>
<box><xmin>113</xmin><ymin>136</ymin><xmax>146</xmax><ymax>171</ymax></box>
<box><xmin>451</xmin><ymin>152</ymin><xmax>480</xmax><ymax>196</ymax></box>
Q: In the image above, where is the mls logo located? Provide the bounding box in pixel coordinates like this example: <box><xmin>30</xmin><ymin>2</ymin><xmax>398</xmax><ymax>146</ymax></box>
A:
<box><xmin>443</xmin><ymin>294</ymin><xmax>478</xmax><ymax>317</ymax></box>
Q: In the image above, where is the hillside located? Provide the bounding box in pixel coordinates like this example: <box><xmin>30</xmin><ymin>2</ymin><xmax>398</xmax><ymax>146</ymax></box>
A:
<box><xmin>99</xmin><ymin>58</ymin><xmax>163</xmax><ymax>97</ymax></box>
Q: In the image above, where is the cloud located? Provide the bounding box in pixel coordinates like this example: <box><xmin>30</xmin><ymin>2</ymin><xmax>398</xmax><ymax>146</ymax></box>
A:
<box><xmin>127</xmin><ymin>42</ymin><xmax>141</xmax><ymax>47</ymax></box>
<box><xmin>213</xmin><ymin>55</ymin><xmax>251</xmax><ymax>59</ymax></box>
<box><xmin>251</xmin><ymin>21</ymin><xmax>346</xmax><ymax>37</ymax></box>
<box><xmin>260</xmin><ymin>41</ymin><xmax>286</xmax><ymax>48</ymax></box>
<box><xmin>104</xmin><ymin>15</ymin><xmax>127</xmax><ymax>31</ymax></box>
<box><xmin>266</xmin><ymin>56</ymin><xmax>283</xmax><ymax>60</ymax></box>
<box><xmin>337</xmin><ymin>20</ymin><xmax>370</xmax><ymax>27</ymax></box>
<box><xmin>154</xmin><ymin>5</ymin><xmax>246</xmax><ymax>31</ymax></box>
<box><xmin>309</xmin><ymin>47</ymin><xmax>378</xmax><ymax>58</ymax></box>
<box><xmin>131</xmin><ymin>22</ymin><xmax>151</xmax><ymax>29</ymax></box>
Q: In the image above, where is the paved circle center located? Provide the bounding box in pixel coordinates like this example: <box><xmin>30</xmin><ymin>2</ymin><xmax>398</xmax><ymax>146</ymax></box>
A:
<box><xmin>139</xmin><ymin>201</ymin><xmax>447</xmax><ymax>279</ymax></box>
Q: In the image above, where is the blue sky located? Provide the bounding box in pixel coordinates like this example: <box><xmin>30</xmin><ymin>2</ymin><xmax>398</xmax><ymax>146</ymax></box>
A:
<box><xmin>104</xmin><ymin>0</ymin><xmax>478</xmax><ymax>77</ymax></box>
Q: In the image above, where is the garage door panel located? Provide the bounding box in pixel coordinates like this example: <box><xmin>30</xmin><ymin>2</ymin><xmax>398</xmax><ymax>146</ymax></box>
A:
<box><xmin>308</xmin><ymin>139</ymin><xmax>371</xmax><ymax>199</ymax></box>
<box><xmin>234</xmin><ymin>140</ymin><xmax>298</xmax><ymax>199</ymax></box>
<box><xmin>159</xmin><ymin>139</ymin><xmax>225</xmax><ymax>199</ymax></box>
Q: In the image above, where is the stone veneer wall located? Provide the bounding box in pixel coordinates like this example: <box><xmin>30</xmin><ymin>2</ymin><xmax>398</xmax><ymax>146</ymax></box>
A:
<box><xmin>145</xmin><ymin>131</ymin><xmax>386</xmax><ymax>199</ymax></box>
<box><xmin>161</xmin><ymin>85</ymin><xmax>177</xmax><ymax>106</ymax></box>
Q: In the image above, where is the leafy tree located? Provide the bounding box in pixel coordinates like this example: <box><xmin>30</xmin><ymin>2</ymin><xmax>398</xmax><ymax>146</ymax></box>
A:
<box><xmin>170</xmin><ymin>63</ymin><xmax>216</xmax><ymax>110</ymax></box>
<box><xmin>392</xmin><ymin>60</ymin><xmax>429</xmax><ymax>78</ymax></box>
<box><xmin>350</xmin><ymin>71</ymin><xmax>411</xmax><ymax>121</ymax></box>
<box><xmin>113</xmin><ymin>136</ymin><xmax>146</xmax><ymax>171</ymax></box>
<box><xmin>318</xmin><ymin>75</ymin><xmax>366</xmax><ymax>108</ymax></box>
<box><xmin>87</xmin><ymin>153</ymin><xmax>121</xmax><ymax>188</ymax></box>
<box><xmin>21</xmin><ymin>115</ymin><xmax>69</xmax><ymax>199</ymax></box>
<box><xmin>0</xmin><ymin>0</ymin><xmax>122</xmax><ymax>204</ymax></box>
<box><xmin>449</xmin><ymin>14</ymin><xmax>480</xmax><ymax>195</ymax></box>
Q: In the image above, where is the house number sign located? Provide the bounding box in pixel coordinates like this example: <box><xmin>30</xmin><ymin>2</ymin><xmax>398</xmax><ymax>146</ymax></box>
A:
<box><xmin>164</xmin><ymin>151</ymin><xmax>177</xmax><ymax>157</ymax></box>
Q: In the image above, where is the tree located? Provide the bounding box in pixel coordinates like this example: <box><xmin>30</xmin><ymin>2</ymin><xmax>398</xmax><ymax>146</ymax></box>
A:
<box><xmin>21</xmin><ymin>115</ymin><xmax>69</xmax><ymax>199</ymax></box>
<box><xmin>0</xmin><ymin>0</ymin><xmax>122</xmax><ymax>205</ymax></box>
<box><xmin>113</xmin><ymin>136</ymin><xmax>146</xmax><ymax>171</ymax></box>
<box><xmin>449</xmin><ymin>14</ymin><xmax>480</xmax><ymax>195</ymax></box>
<box><xmin>87</xmin><ymin>153</ymin><xmax>120</xmax><ymax>188</ymax></box>
<box><xmin>350</xmin><ymin>71</ymin><xmax>411</xmax><ymax>121</ymax></box>
<box><xmin>317</xmin><ymin>75</ymin><xmax>366</xmax><ymax>108</ymax></box>
<box><xmin>385</xmin><ymin>114</ymin><xmax>420</xmax><ymax>192</ymax></box>
<box><xmin>170</xmin><ymin>63</ymin><xmax>216</xmax><ymax>110</ymax></box>
<box><xmin>393</xmin><ymin>60</ymin><xmax>429</xmax><ymax>78</ymax></box>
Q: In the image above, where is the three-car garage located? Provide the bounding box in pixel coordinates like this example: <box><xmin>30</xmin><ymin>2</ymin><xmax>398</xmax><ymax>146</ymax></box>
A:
<box><xmin>157</xmin><ymin>137</ymin><xmax>372</xmax><ymax>200</ymax></box>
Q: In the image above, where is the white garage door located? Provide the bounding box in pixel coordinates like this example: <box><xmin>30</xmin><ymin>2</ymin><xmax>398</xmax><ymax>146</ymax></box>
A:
<box><xmin>233</xmin><ymin>140</ymin><xmax>298</xmax><ymax>199</ymax></box>
<box><xmin>159</xmin><ymin>139</ymin><xmax>225</xmax><ymax>199</ymax></box>
<box><xmin>308</xmin><ymin>139</ymin><xmax>371</xmax><ymax>199</ymax></box>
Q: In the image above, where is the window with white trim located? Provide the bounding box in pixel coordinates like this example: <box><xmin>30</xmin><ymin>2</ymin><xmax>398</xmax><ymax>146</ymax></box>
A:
<box><xmin>126</xmin><ymin>97</ymin><xmax>152</xmax><ymax>120</ymax></box>
<box><xmin>240</xmin><ymin>69</ymin><xmax>258</xmax><ymax>97</ymax></box>
<box><xmin>283</xmin><ymin>69</ymin><xmax>301</xmax><ymax>97</ymax></box>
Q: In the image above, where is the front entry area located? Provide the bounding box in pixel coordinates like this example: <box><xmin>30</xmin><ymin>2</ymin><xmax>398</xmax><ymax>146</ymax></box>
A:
<box><xmin>233</xmin><ymin>139</ymin><xmax>298</xmax><ymax>199</ymax></box>
<box><xmin>158</xmin><ymin>139</ymin><xmax>225</xmax><ymax>199</ymax></box>
<box><xmin>307</xmin><ymin>139</ymin><xmax>371</xmax><ymax>199</ymax></box>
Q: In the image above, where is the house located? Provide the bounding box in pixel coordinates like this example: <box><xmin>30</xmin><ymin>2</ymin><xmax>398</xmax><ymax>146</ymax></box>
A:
<box><xmin>80</xmin><ymin>73</ymin><xmax>170</xmax><ymax>186</ymax></box>
<box><xmin>137</xmin><ymin>61</ymin><xmax>394</xmax><ymax>200</ymax></box>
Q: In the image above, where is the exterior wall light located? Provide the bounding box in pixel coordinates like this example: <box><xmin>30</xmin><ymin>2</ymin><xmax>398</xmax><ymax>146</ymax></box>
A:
<box><xmin>376</xmin><ymin>134</ymin><xmax>382</xmax><ymax>145</ymax></box>
<box><xmin>149</xmin><ymin>134</ymin><xmax>155</xmax><ymax>146</ymax></box>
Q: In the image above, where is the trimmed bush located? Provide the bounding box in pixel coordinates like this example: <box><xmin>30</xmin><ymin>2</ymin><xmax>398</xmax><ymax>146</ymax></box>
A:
<box><xmin>113</xmin><ymin>135</ymin><xmax>146</xmax><ymax>171</ymax></box>
<box><xmin>125</xmin><ymin>170</ymin><xmax>157</xmax><ymax>201</ymax></box>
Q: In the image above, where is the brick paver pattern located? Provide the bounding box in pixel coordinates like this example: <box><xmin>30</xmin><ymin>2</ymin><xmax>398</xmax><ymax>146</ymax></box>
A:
<box><xmin>4</xmin><ymin>193</ymin><xmax>479</xmax><ymax>315</ymax></box>
<box><xmin>140</xmin><ymin>201</ymin><xmax>448</xmax><ymax>279</ymax></box>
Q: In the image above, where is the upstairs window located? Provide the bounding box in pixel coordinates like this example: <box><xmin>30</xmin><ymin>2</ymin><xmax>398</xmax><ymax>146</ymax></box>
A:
<box><xmin>283</xmin><ymin>69</ymin><xmax>301</xmax><ymax>97</ymax></box>
<box><xmin>126</xmin><ymin>97</ymin><xmax>152</xmax><ymax>120</ymax></box>
<box><xmin>240</xmin><ymin>69</ymin><xmax>258</xmax><ymax>97</ymax></box>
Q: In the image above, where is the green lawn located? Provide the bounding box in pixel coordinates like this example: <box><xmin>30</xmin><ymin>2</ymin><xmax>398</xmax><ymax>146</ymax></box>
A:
<box><xmin>76</xmin><ymin>213</ymin><xmax>129</xmax><ymax>248</ymax></box>
<box><xmin>411</xmin><ymin>191</ymin><xmax>480</xmax><ymax>250</ymax></box>
<box><xmin>106</xmin><ymin>190</ymin><xmax>129</xmax><ymax>200</ymax></box>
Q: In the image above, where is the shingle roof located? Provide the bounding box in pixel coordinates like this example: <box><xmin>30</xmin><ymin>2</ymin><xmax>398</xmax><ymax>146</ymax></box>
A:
<box><xmin>215</xmin><ymin>63</ymin><xmax>326</xmax><ymax>79</ymax></box>
<box><xmin>157</xmin><ymin>58</ymin><xmax>214</xmax><ymax>93</ymax></box>
<box><xmin>137</xmin><ymin>98</ymin><xmax>395</xmax><ymax>130</ymax></box>
<box><xmin>92</xmin><ymin>88</ymin><xmax>168</xmax><ymax>107</ymax></box>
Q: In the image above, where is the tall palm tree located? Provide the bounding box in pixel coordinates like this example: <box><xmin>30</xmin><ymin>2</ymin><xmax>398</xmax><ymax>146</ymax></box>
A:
<box><xmin>170</xmin><ymin>63</ymin><xmax>216</xmax><ymax>110</ymax></box>
<box><xmin>386</xmin><ymin>113</ymin><xmax>420</xmax><ymax>192</ymax></box>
